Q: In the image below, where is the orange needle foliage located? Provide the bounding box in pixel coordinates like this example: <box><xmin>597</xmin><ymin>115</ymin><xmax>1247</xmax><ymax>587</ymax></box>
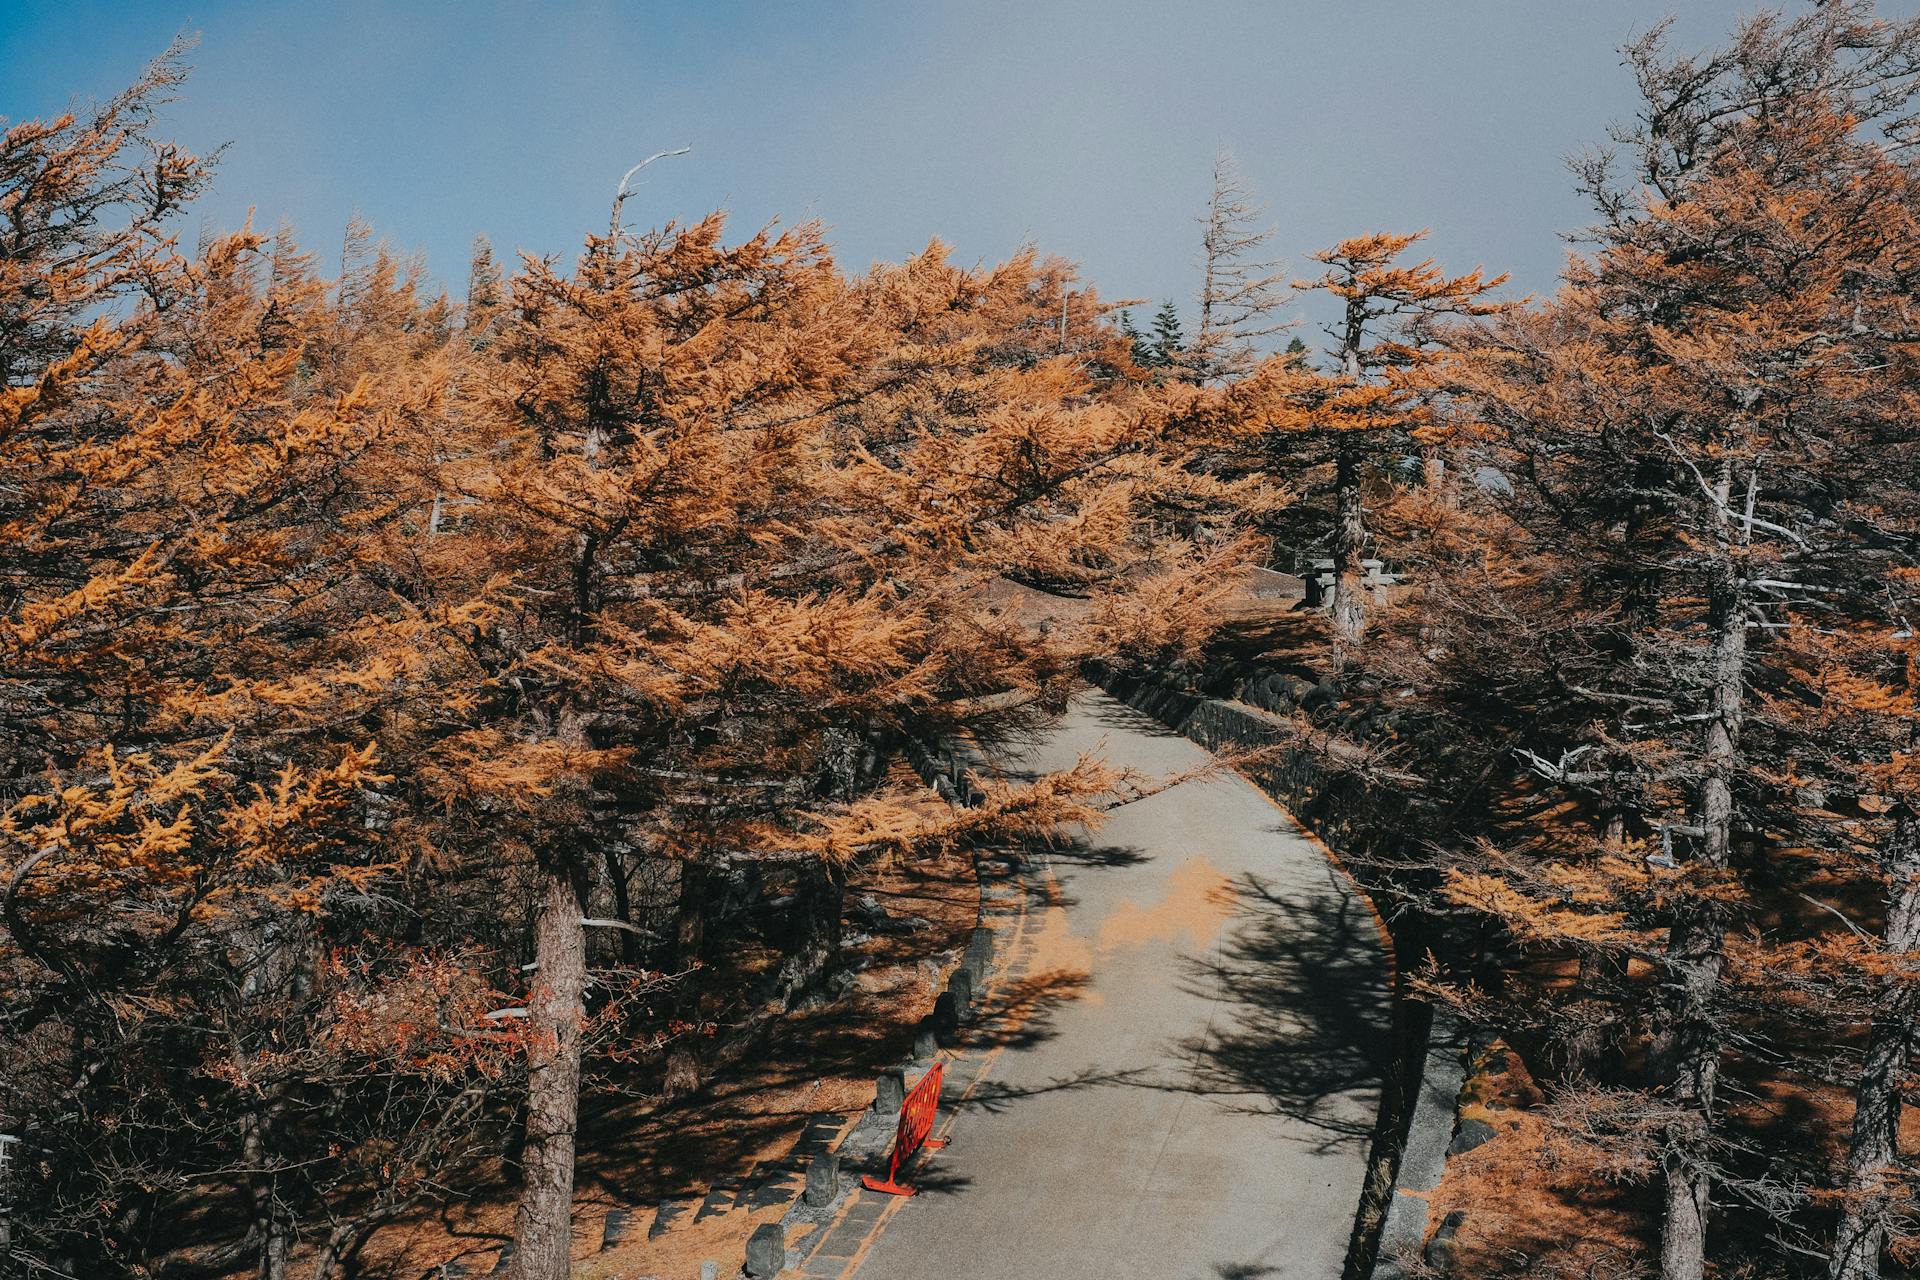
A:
<box><xmin>0</xmin><ymin>49</ymin><xmax>1289</xmax><ymax>1280</ymax></box>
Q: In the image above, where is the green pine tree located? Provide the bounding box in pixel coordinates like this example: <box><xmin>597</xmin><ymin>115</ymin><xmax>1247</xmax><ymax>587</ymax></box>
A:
<box><xmin>1119</xmin><ymin>308</ymin><xmax>1154</xmax><ymax>368</ymax></box>
<box><xmin>1149</xmin><ymin>299</ymin><xmax>1184</xmax><ymax>368</ymax></box>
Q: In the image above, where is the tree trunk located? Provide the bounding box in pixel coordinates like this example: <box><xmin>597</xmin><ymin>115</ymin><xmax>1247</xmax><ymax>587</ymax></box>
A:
<box><xmin>509</xmin><ymin>861</ymin><xmax>589</xmax><ymax>1280</ymax></box>
<box><xmin>309</xmin><ymin>1221</ymin><xmax>370</xmax><ymax>1280</ymax></box>
<box><xmin>776</xmin><ymin>861</ymin><xmax>844</xmax><ymax>1005</ymax></box>
<box><xmin>1658</xmin><ymin>914</ymin><xmax>1723</xmax><ymax>1280</ymax></box>
<box><xmin>1829</xmin><ymin>813</ymin><xmax>1920</xmax><ymax>1280</ymax></box>
<box><xmin>238</xmin><ymin>1090</ymin><xmax>291</xmax><ymax>1280</ymax></box>
<box><xmin>602</xmin><ymin>846</ymin><xmax>638</xmax><ymax>965</ymax></box>
<box><xmin>233</xmin><ymin>920</ymin><xmax>306</xmax><ymax>1280</ymax></box>
<box><xmin>662</xmin><ymin>858</ymin><xmax>714</xmax><ymax>1098</ymax></box>
<box><xmin>1658</xmin><ymin>559</ymin><xmax>1746</xmax><ymax>1280</ymax></box>
<box><xmin>1331</xmin><ymin>448</ymin><xmax>1369</xmax><ymax>643</ymax></box>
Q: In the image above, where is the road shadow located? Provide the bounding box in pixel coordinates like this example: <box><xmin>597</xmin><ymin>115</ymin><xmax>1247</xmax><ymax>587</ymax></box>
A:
<box><xmin>945</xmin><ymin>860</ymin><xmax>1390</xmax><ymax>1162</ymax></box>
<box><xmin>1043</xmin><ymin>835</ymin><xmax>1149</xmax><ymax>870</ymax></box>
<box><xmin>1080</xmin><ymin>693</ymin><xmax>1189</xmax><ymax>739</ymax></box>
<box><xmin>881</xmin><ymin>1167</ymin><xmax>975</xmax><ymax>1199</ymax></box>
<box><xmin>957</xmin><ymin>1063</ymin><xmax>1161</xmax><ymax>1114</ymax></box>
<box><xmin>960</xmin><ymin>968</ymin><xmax>1093</xmax><ymax>1060</ymax></box>
<box><xmin>1168</xmin><ymin>865</ymin><xmax>1391</xmax><ymax>1154</ymax></box>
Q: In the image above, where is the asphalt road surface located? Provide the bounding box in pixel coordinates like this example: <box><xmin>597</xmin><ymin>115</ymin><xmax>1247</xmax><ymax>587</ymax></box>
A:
<box><xmin>849</xmin><ymin>690</ymin><xmax>1391</xmax><ymax>1280</ymax></box>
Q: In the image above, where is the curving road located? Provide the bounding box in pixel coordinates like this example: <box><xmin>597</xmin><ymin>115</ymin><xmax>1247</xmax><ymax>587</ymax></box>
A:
<box><xmin>844</xmin><ymin>690</ymin><xmax>1391</xmax><ymax>1280</ymax></box>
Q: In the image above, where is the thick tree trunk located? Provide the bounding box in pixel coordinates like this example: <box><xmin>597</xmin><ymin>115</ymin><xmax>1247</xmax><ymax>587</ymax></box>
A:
<box><xmin>233</xmin><ymin>919</ymin><xmax>307</xmax><ymax>1280</ymax></box>
<box><xmin>309</xmin><ymin>1221</ymin><xmax>371</xmax><ymax>1280</ymax></box>
<box><xmin>1830</xmin><ymin>813</ymin><xmax>1920</xmax><ymax>1280</ymax></box>
<box><xmin>776</xmin><ymin>861</ymin><xmax>845</xmax><ymax>1004</ymax></box>
<box><xmin>1658</xmin><ymin>917</ymin><xmax>1723</xmax><ymax>1280</ymax></box>
<box><xmin>1331</xmin><ymin>448</ymin><xmax>1368</xmax><ymax>644</ymax></box>
<box><xmin>1658</xmin><ymin>560</ymin><xmax>1746</xmax><ymax>1280</ymax></box>
<box><xmin>662</xmin><ymin>858</ymin><xmax>713</xmax><ymax>1097</ymax></box>
<box><xmin>238</xmin><ymin>1096</ymin><xmax>290</xmax><ymax>1280</ymax></box>
<box><xmin>673</xmin><ymin>857</ymin><xmax>712</xmax><ymax>972</ymax></box>
<box><xmin>509</xmin><ymin>862</ymin><xmax>588</xmax><ymax>1280</ymax></box>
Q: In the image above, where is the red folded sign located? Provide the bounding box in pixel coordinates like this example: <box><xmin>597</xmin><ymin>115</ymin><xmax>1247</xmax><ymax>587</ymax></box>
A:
<box><xmin>861</xmin><ymin>1062</ymin><xmax>946</xmax><ymax>1196</ymax></box>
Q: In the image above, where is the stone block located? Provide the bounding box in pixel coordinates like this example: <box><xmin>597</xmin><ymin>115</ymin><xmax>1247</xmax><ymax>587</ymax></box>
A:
<box><xmin>1425</xmin><ymin>1209</ymin><xmax>1467</xmax><ymax>1270</ymax></box>
<box><xmin>946</xmin><ymin>968</ymin><xmax>975</xmax><ymax>1022</ymax></box>
<box><xmin>873</xmin><ymin>1066</ymin><xmax>906</xmax><ymax>1114</ymax></box>
<box><xmin>745</xmin><ymin>1223</ymin><xmax>786</xmax><ymax>1277</ymax></box>
<box><xmin>911</xmin><ymin>1016</ymin><xmax>939</xmax><ymax>1060</ymax></box>
<box><xmin>804</xmin><ymin>1152</ymin><xmax>840</xmax><ymax>1207</ymax></box>
<box><xmin>964</xmin><ymin>926</ymin><xmax>993</xmax><ymax>982</ymax></box>
<box><xmin>932</xmin><ymin>991</ymin><xmax>960</xmax><ymax>1045</ymax></box>
<box><xmin>1448</xmin><ymin>1116</ymin><xmax>1497</xmax><ymax>1156</ymax></box>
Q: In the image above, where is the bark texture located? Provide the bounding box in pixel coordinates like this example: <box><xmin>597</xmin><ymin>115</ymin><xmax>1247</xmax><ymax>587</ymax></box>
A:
<box><xmin>1830</xmin><ymin>814</ymin><xmax>1920</xmax><ymax>1280</ymax></box>
<box><xmin>1331</xmin><ymin>448</ymin><xmax>1368</xmax><ymax>644</ymax></box>
<box><xmin>509</xmin><ymin>863</ymin><xmax>589</xmax><ymax>1280</ymax></box>
<box><xmin>1658</xmin><ymin>561</ymin><xmax>1746</xmax><ymax>1280</ymax></box>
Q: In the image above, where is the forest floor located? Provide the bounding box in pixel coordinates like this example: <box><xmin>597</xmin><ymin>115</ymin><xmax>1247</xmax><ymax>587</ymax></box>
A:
<box><xmin>1425</xmin><ymin>984</ymin><xmax>1920</xmax><ymax>1277</ymax></box>
<box><xmin>1423</xmin><ymin>1042</ymin><xmax>1652</xmax><ymax>1279</ymax></box>
<box><xmin>335</xmin><ymin>845</ymin><xmax>982</xmax><ymax>1280</ymax></box>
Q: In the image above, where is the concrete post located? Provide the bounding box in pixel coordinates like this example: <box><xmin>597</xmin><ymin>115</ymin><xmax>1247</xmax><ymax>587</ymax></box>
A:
<box><xmin>745</xmin><ymin>1222</ymin><xmax>786</xmax><ymax>1277</ymax></box>
<box><xmin>804</xmin><ymin>1152</ymin><xmax>840</xmax><ymax>1207</ymax></box>
<box><xmin>933</xmin><ymin>991</ymin><xmax>960</xmax><ymax>1045</ymax></box>
<box><xmin>946</xmin><ymin>968</ymin><xmax>975</xmax><ymax>1023</ymax></box>
<box><xmin>873</xmin><ymin>1066</ymin><xmax>906</xmax><ymax>1114</ymax></box>
<box><xmin>964</xmin><ymin>926</ymin><xmax>993</xmax><ymax>983</ymax></box>
<box><xmin>911</xmin><ymin>1016</ymin><xmax>940</xmax><ymax>1060</ymax></box>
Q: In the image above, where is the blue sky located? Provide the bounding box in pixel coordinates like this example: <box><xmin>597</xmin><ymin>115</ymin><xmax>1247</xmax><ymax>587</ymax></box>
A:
<box><xmin>5</xmin><ymin>2</ymin><xmax>1900</xmax><ymax>341</ymax></box>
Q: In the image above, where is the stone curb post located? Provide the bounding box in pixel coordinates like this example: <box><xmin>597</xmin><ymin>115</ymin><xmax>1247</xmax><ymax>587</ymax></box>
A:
<box><xmin>946</xmin><ymin>967</ymin><xmax>975</xmax><ymax>1023</ymax></box>
<box><xmin>932</xmin><ymin>991</ymin><xmax>960</xmax><ymax>1046</ymax></box>
<box><xmin>745</xmin><ymin>1222</ymin><xmax>786</xmax><ymax>1277</ymax></box>
<box><xmin>911</xmin><ymin>1017</ymin><xmax>940</xmax><ymax>1059</ymax></box>
<box><xmin>964</xmin><ymin>925</ymin><xmax>993</xmax><ymax>984</ymax></box>
<box><xmin>873</xmin><ymin>1066</ymin><xmax>906</xmax><ymax>1115</ymax></box>
<box><xmin>803</xmin><ymin>1153</ymin><xmax>840</xmax><ymax>1208</ymax></box>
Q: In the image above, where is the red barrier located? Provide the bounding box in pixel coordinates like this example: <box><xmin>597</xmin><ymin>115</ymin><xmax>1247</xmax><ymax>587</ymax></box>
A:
<box><xmin>861</xmin><ymin>1063</ymin><xmax>946</xmax><ymax>1195</ymax></box>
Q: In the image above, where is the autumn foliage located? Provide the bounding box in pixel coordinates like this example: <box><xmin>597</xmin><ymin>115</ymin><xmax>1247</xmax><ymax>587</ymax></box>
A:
<box><xmin>5</xmin><ymin>6</ymin><xmax>1920</xmax><ymax>1280</ymax></box>
<box><xmin>0</xmin><ymin>41</ymin><xmax>1271</xmax><ymax>1280</ymax></box>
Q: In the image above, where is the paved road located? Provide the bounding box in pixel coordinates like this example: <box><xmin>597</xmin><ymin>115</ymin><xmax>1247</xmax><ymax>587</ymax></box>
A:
<box><xmin>849</xmin><ymin>690</ymin><xmax>1391</xmax><ymax>1280</ymax></box>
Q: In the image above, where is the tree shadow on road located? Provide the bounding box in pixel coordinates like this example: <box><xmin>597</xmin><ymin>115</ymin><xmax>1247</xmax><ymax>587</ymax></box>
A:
<box><xmin>883</xmin><ymin>1166</ymin><xmax>976</xmax><ymax>1199</ymax></box>
<box><xmin>1043</xmin><ymin>837</ymin><xmax>1149</xmax><ymax>870</ymax></box>
<box><xmin>943</xmin><ymin>861</ymin><xmax>1390</xmax><ymax>1161</ymax></box>
<box><xmin>1167</xmin><ymin>863</ymin><xmax>1391</xmax><ymax>1154</ymax></box>
<box><xmin>959</xmin><ymin>968</ymin><xmax>1093</xmax><ymax>1061</ymax></box>
<box><xmin>1079</xmin><ymin>692</ymin><xmax>1194</xmax><ymax>740</ymax></box>
<box><xmin>957</xmin><ymin>1063</ymin><xmax>1161</xmax><ymax>1114</ymax></box>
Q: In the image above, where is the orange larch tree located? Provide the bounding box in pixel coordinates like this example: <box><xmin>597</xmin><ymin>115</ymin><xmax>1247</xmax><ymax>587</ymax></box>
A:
<box><xmin>1281</xmin><ymin>232</ymin><xmax>1504</xmax><ymax>642</ymax></box>
<box><xmin>0</xmin><ymin>51</ymin><xmax>513</xmax><ymax>1280</ymax></box>
<box><xmin>1408</xmin><ymin>7</ymin><xmax>1920</xmax><ymax>1277</ymax></box>
<box><xmin>429</xmin><ymin>198</ymin><xmax>1269</xmax><ymax>1279</ymax></box>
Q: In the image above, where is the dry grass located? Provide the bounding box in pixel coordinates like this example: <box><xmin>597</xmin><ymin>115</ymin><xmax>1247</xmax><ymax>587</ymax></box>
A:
<box><xmin>1424</xmin><ymin>1043</ymin><xmax>1655</xmax><ymax>1279</ymax></box>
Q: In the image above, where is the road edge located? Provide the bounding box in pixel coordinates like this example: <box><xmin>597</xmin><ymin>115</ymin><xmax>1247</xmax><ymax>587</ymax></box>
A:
<box><xmin>1086</xmin><ymin>666</ymin><xmax>1465</xmax><ymax>1280</ymax></box>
